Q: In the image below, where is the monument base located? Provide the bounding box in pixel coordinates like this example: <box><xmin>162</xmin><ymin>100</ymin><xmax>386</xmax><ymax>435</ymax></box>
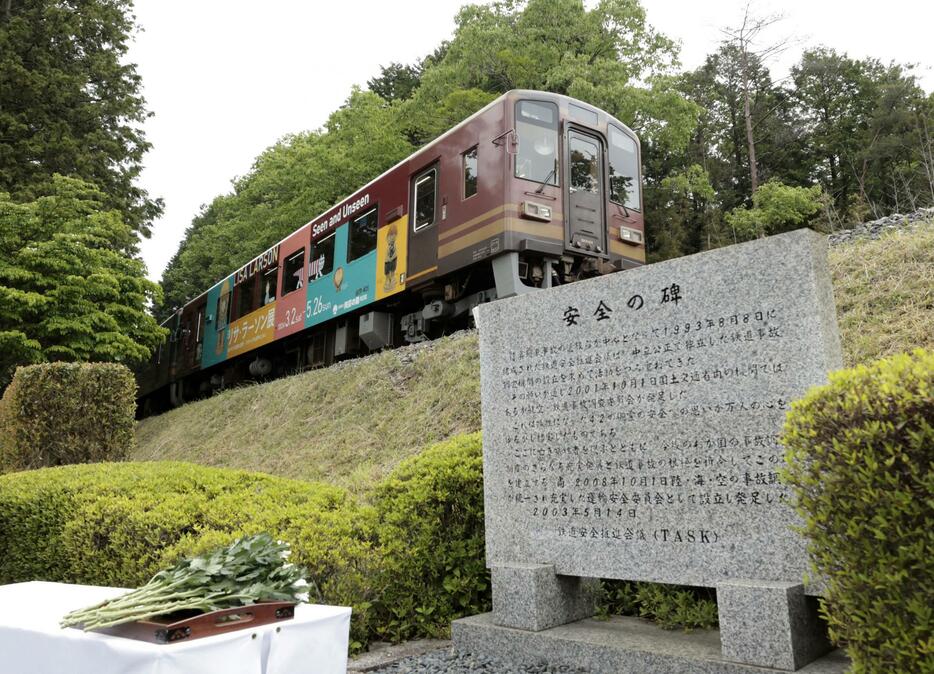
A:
<box><xmin>452</xmin><ymin>613</ymin><xmax>850</xmax><ymax>674</ymax></box>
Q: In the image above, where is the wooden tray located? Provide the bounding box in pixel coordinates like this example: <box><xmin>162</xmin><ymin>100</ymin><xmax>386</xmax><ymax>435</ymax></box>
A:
<box><xmin>91</xmin><ymin>601</ymin><xmax>296</xmax><ymax>644</ymax></box>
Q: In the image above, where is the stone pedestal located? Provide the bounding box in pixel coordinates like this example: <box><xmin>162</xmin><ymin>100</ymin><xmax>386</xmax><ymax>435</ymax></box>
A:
<box><xmin>492</xmin><ymin>563</ymin><xmax>598</xmax><ymax>631</ymax></box>
<box><xmin>718</xmin><ymin>581</ymin><xmax>832</xmax><ymax>671</ymax></box>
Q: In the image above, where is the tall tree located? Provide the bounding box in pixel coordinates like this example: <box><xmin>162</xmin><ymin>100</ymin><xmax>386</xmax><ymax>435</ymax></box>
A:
<box><xmin>0</xmin><ymin>0</ymin><xmax>160</xmax><ymax>237</ymax></box>
<box><xmin>719</xmin><ymin>6</ymin><xmax>790</xmax><ymax>195</ymax></box>
<box><xmin>400</xmin><ymin>0</ymin><xmax>699</xmax><ymax>152</ymax></box>
<box><xmin>0</xmin><ymin>176</ymin><xmax>166</xmax><ymax>388</ymax></box>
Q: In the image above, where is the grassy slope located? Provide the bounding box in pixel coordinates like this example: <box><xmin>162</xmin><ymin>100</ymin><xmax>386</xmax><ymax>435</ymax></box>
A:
<box><xmin>134</xmin><ymin>332</ymin><xmax>480</xmax><ymax>494</ymax></box>
<box><xmin>828</xmin><ymin>224</ymin><xmax>934</xmax><ymax>367</ymax></box>
<box><xmin>135</xmin><ymin>223</ymin><xmax>933</xmax><ymax>487</ymax></box>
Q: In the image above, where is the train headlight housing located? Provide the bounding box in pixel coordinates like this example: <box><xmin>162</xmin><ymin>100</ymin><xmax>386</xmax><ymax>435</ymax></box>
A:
<box><xmin>520</xmin><ymin>201</ymin><xmax>552</xmax><ymax>222</ymax></box>
<box><xmin>619</xmin><ymin>226</ymin><xmax>643</xmax><ymax>245</ymax></box>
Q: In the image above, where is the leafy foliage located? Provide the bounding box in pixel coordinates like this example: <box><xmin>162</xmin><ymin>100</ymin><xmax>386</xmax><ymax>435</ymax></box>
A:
<box><xmin>782</xmin><ymin>349</ymin><xmax>934</xmax><ymax>672</ymax></box>
<box><xmin>724</xmin><ymin>179</ymin><xmax>823</xmax><ymax>240</ymax></box>
<box><xmin>0</xmin><ymin>362</ymin><xmax>136</xmax><ymax>473</ymax></box>
<box><xmin>0</xmin><ymin>176</ymin><xmax>166</xmax><ymax>387</ymax></box>
<box><xmin>61</xmin><ymin>534</ymin><xmax>310</xmax><ymax>630</ymax></box>
<box><xmin>0</xmin><ymin>0</ymin><xmax>160</xmax><ymax>235</ymax></box>
<box><xmin>596</xmin><ymin>579</ymin><xmax>718</xmax><ymax>631</ymax></box>
<box><xmin>370</xmin><ymin>432</ymin><xmax>488</xmax><ymax>641</ymax></box>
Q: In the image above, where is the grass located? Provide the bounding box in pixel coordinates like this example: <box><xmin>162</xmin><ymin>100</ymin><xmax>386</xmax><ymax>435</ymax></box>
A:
<box><xmin>135</xmin><ymin>222</ymin><xmax>933</xmax><ymax>487</ymax></box>
<box><xmin>133</xmin><ymin>331</ymin><xmax>480</xmax><ymax>495</ymax></box>
<box><xmin>828</xmin><ymin>223</ymin><xmax>934</xmax><ymax>367</ymax></box>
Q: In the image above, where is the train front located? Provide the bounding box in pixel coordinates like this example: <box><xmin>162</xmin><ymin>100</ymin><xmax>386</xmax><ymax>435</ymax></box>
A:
<box><xmin>499</xmin><ymin>91</ymin><xmax>644</xmax><ymax>294</ymax></box>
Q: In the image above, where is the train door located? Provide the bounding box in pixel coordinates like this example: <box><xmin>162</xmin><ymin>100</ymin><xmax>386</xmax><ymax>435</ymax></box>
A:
<box><xmin>406</xmin><ymin>163</ymin><xmax>439</xmax><ymax>285</ymax></box>
<box><xmin>566</xmin><ymin>129</ymin><xmax>607</xmax><ymax>254</ymax></box>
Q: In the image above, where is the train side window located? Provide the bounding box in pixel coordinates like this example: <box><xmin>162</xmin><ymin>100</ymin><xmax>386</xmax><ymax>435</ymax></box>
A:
<box><xmin>309</xmin><ymin>232</ymin><xmax>335</xmax><ymax>280</ymax></box>
<box><xmin>348</xmin><ymin>207</ymin><xmax>378</xmax><ymax>262</ymax></box>
<box><xmin>236</xmin><ymin>275</ymin><xmax>257</xmax><ymax>319</ymax></box>
<box><xmin>216</xmin><ymin>291</ymin><xmax>230</xmax><ymax>330</ymax></box>
<box><xmin>262</xmin><ymin>267</ymin><xmax>278</xmax><ymax>306</ymax></box>
<box><xmin>608</xmin><ymin>125</ymin><xmax>641</xmax><ymax>211</ymax></box>
<box><xmin>463</xmin><ymin>146</ymin><xmax>478</xmax><ymax>199</ymax></box>
<box><xmin>413</xmin><ymin>169</ymin><xmax>436</xmax><ymax>231</ymax></box>
<box><xmin>282</xmin><ymin>249</ymin><xmax>305</xmax><ymax>295</ymax></box>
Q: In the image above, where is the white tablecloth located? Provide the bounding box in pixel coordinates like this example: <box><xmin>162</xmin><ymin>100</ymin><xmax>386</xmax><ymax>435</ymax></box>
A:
<box><xmin>0</xmin><ymin>581</ymin><xmax>351</xmax><ymax>674</ymax></box>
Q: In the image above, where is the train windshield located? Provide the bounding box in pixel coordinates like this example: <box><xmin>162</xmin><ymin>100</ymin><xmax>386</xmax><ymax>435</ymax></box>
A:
<box><xmin>515</xmin><ymin>101</ymin><xmax>558</xmax><ymax>186</ymax></box>
<box><xmin>608</xmin><ymin>125</ymin><xmax>641</xmax><ymax>211</ymax></box>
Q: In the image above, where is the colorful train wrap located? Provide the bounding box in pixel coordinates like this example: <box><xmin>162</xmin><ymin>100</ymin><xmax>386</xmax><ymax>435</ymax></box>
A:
<box><xmin>137</xmin><ymin>90</ymin><xmax>645</xmax><ymax>411</ymax></box>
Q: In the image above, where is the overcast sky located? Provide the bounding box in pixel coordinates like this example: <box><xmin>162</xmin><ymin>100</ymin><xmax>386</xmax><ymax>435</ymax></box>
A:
<box><xmin>129</xmin><ymin>0</ymin><xmax>933</xmax><ymax>282</ymax></box>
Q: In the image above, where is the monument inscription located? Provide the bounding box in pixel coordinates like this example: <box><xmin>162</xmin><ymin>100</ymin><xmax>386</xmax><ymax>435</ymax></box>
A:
<box><xmin>477</xmin><ymin>229</ymin><xmax>842</xmax><ymax>591</ymax></box>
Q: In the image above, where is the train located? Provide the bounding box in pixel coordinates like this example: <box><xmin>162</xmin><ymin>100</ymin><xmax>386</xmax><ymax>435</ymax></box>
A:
<box><xmin>137</xmin><ymin>90</ymin><xmax>645</xmax><ymax>412</ymax></box>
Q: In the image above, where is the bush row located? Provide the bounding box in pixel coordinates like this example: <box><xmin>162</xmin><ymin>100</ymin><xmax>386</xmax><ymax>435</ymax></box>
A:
<box><xmin>0</xmin><ymin>362</ymin><xmax>136</xmax><ymax>473</ymax></box>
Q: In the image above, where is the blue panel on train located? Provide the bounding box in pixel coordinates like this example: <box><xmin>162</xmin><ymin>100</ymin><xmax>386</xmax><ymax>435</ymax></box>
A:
<box><xmin>202</xmin><ymin>274</ymin><xmax>234</xmax><ymax>368</ymax></box>
<box><xmin>304</xmin><ymin>223</ymin><xmax>376</xmax><ymax>329</ymax></box>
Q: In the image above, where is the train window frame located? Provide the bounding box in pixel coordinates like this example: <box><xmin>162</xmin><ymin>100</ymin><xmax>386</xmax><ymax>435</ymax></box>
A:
<box><xmin>281</xmin><ymin>248</ymin><xmax>305</xmax><ymax>295</ymax></box>
<box><xmin>463</xmin><ymin>146</ymin><xmax>478</xmax><ymax>199</ymax></box>
<box><xmin>261</xmin><ymin>266</ymin><xmax>278</xmax><ymax>306</ymax></box>
<box><xmin>514</xmin><ymin>100</ymin><xmax>559</xmax><ymax>187</ymax></box>
<box><xmin>348</xmin><ymin>206</ymin><xmax>378</xmax><ymax>263</ymax></box>
<box><xmin>309</xmin><ymin>232</ymin><xmax>336</xmax><ymax>281</ymax></box>
<box><xmin>412</xmin><ymin>168</ymin><xmax>437</xmax><ymax>232</ymax></box>
<box><xmin>235</xmin><ymin>275</ymin><xmax>258</xmax><ymax>320</ymax></box>
<box><xmin>608</xmin><ymin>124</ymin><xmax>642</xmax><ymax>212</ymax></box>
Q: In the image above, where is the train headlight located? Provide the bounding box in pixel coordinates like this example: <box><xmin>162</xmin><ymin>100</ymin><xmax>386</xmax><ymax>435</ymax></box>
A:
<box><xmin>520</xmin><ymin>201</ymin><xmax>552</xmax><ymax>222</ymax></box>
<box><xmin>619</xmin><ymin>226</ymin><xmax>643</xmax><ymax>245</ymax></box>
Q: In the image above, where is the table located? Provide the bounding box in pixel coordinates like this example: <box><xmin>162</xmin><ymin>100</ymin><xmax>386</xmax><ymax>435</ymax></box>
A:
<box><xmin>0</xmin><ymin>581</ymin><xmax>351</xmax><ymax>674</ymax></box>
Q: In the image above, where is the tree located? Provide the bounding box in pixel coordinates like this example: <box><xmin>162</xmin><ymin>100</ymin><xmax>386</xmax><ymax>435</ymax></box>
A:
<box><xmin>719</xmin><ymin>5</ymin><xmax>791</xmax><ymax>195</ymax></box>
<box><xmin>400</xmin><ymin>0</ymin><xmax>699</xmax><ymax>152</ymax></box>
<box><xmin>792</xmin><ymin>51</ymin><xmax>932</xmax><ymax>220</ymax></box>
<box><xmin>0</xmin><ymin>0</ymin><xmax>160</xmax><ymax>237</ymax></box>
<box><xmin>724</xmin><ymin>179</ymin><xmax>822</xmax><ymax>240</ymax></box>
<box><xmin>0</xmin><ymin>176</ymin><xmax>166</xmax><ymax>388</ymax></box>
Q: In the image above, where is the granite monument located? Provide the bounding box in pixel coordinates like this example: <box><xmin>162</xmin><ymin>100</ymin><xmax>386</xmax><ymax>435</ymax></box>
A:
<box><xmin>453</xmin><ymin>229</ymin><xmax>849</xmax><ymax>673</ymax></box>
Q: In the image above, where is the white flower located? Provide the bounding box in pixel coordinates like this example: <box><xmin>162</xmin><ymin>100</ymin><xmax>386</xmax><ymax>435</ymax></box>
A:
<box><xmin>295</xmin><ymin>592</ymin><xmax>309</xmax><ymax>603</ymax></box>
<box><xmin>279</xmin><ymin>548</ymin><xmax>291</xmax><ymax>560</ymax></box>
<box><xmin>292</xmin><ymin>579</ymin><xmax>309</xmax><ymax>589</ymax></box>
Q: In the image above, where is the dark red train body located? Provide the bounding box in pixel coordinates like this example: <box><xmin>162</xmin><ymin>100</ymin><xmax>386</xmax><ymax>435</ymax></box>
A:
<box><xmin>138</xmin><ymin>90</ymin><xmax>645</xmax><ymax>411</ymax></box>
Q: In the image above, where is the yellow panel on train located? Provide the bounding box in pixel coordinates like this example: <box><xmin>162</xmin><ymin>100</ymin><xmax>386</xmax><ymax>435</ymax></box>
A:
<box><xmin>376</xmin><ymin>216</ymin><xmax>408</xmax><ymax>300</ymax></box>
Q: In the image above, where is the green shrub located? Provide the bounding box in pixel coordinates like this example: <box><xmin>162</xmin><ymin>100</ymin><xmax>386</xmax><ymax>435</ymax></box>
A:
<box><xmin>0</xmin><ymin>362</ymin><xmax>136</xmax><ymax>472</ymax></box>
<box><xmin>725</xmin><ymin>180</ymin><xmax>823</xmax><ymax>240</ymax></box>
<box><xmin>596</xmin><ymin>580</ymin><xmax>718</xmax><ymax>630</ymax></box>
<box><xmin>782</xmin><ymin>349</ymin><xmax>934</xmax><ymax>673</ymax></box>
<box><xmin>371</xmin><ymin>432</ymin><xmax>490</xmax><ymax>640</ymax></box>
<box><xmin>0</xmin><ymin>462</ymin><xmax>378</xmax><ymax>650</ymax></box>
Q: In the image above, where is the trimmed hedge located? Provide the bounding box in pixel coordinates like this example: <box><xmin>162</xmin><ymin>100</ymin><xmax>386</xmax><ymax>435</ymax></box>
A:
<box><xmin>0</xmin><ymin>362</ymin><xmax>136</xmax><ymax>472</ymax></box>
<box><xmin>371</xmin><ymin>433</ymin><xmax>489</xmax><ymax>640</ymax></box>
<box><xmin>782</xmin><ymin>349</ymin><xmax>933</xmax><ymax>673</ymax></box>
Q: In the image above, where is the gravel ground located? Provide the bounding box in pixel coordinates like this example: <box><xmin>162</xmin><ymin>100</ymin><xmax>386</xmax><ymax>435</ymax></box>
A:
<box><xmin>365</xmin><ymin>648</ymin><xmax>590</xmax><ymax>673</ymax></box>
